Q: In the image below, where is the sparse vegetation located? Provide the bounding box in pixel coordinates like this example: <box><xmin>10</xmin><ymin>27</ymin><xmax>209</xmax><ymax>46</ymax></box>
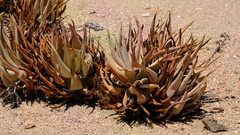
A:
<box><xmin>0</xmin><ymin>0</ymin><xmax>217</xmax><ymax>121</ymax></box>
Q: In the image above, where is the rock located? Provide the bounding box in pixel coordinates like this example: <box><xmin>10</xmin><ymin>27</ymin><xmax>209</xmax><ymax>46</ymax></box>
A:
<box><xmin>213</xmin><ymin>107</ymin><xmax>224</xmax><ymax>112</ymax></box>
<box><xmin>25</xmin><ymin>123</ymin><xmax>36</xmax><ymax>129</ymax></box>
<box><xmin>202</xmin><ymin>118</ymin><xmax>228</xmax><ymax>132</ymax></box>
<box><xmin>236</xmin><ymin>120</ymin><xmax>240</xmax><ymax>124</ymax></box>
<box><xmin>17</xmin><ymin>121</ymin><xmax>23</xmax><ymax>125</ymax></box>
<box><xmin>145</xmin><ymin>6</ymin><xmax>151</xmax><ymax>9</ymax></box>
<box><xmin>85</xmin><ymin>23</ymin><xmax>103</xmax><ymax>31</ymax></box>
<box><xmin>223</xmin><ymin>95</ymin><xmax>236</xmax><ymax>99</ymax></box>
<box><xmin>142</xmin><ymin>12</ymin><xmax>151</xmax><ymax>17</ymax></box>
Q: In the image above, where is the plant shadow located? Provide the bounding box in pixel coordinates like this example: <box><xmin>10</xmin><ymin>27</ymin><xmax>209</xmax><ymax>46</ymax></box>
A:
<box><xmin>106</xmin><ymin>93</ymin><xmax>222</xmax><ymax>128</ymax></box>
<box><xmin>106</xmin><ymin>106</ymin><xmax>207</xmax><ymax>129</ymax></box>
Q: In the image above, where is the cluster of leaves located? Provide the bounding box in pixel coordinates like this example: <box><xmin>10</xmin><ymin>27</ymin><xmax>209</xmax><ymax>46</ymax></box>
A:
<box><xmin>0</xmin><ymin>0</ymin><xmax>217</xmax><ymax>120</ymax></box>
<box><xmin>0</xmin><ymin>0</ymin><xmax>98</xmax><ymax>108</ymax></box>
<box><xmin>97</xmin><ymin>13</ymin><xmax>217</xmax><ymax>119</ymax></box>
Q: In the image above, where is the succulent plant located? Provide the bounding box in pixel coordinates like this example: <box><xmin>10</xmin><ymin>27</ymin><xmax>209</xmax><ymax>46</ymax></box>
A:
<box><xmin>0</xmin><ymin>0</ymin><xmax>65</xmax><ymax>103</ymax></box>
<box><xmin>0</xmin><ymin>0</ymin><xmax>67</xmax><ymax>41</ymax></box>
<box><xmin>98</xmin><ymin>13</ymin><xmax>217</xmax><ymax>119</ymax></box>
<box><xmin>34</xmin><ymin>22</ymin><xmax>97</xmax><ymax>99</ymax></box>
<box><xmin>0</xmin><ymin>0</ymin><xmax>219</xmax><ymax>124</ymax></box>
<box><xmin>0</xmin><ymin>0</ymin><xmax>98</xmax><ymax>107</ymax></box>
<box><xmin>12</xmin><ymin>0</ymin><xmax>67</xmax><ymax>24</ymax></box>
<box><xmin>0</xmin><ymin>19</ymin><xmax>98</xmax><ymax>101</ymax></box>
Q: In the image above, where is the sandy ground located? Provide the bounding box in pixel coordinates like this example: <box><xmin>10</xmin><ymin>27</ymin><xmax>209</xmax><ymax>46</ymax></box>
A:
<box><xmin>0</xmin><ymin>0</ymin><xmax>240</xmax><ymax>134</ymax></box>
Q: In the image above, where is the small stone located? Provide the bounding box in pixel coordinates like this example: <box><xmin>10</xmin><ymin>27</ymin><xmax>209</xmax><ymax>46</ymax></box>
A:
<box><xmin>202</xmin><ymin>118</ymin><xmax>228</xmax><ymax>132</ymax></box>
<box><xmin>223</xmin><ymin>95</ymin><xmax>236</xmax><ymax>99</ymax></box>
<box><xmin>25</xmin><ymin>123</ymin><xmax>36</xmax><ymax>129</ymax></box>
<box><xmin>212</xmin><ymin>103</ymin><xmax>224</xmax><ymax>112</ymax></box>
<box><xmin>142</xmin><ymin>12</ymin><xmax>151</xmax><ymax>17</ymax></box>
<box><xmin>213</xmin><ymin>107</ymin><xmax>224</xmax><ymax>112</ymax></box>
<box><xmin>17</xmin><ymin>121</ymin><xmax>23</xmax><ymax>125</ymax></box>
<box><xmin>223</xmin><ymin>96</ymin><xmax>229</xmax><ymax>99</ymax></box>
<box><xmin>145</xmin><ymin>6</ymin><xmax>151</xmax><ymax>9</ymax></box>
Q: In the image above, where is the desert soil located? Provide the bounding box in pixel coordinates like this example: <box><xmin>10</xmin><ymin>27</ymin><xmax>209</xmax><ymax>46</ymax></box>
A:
<box><xmin>0</xmin><ymin>0</ymin><xmax>240</xmax><ymax>135</ymax></box>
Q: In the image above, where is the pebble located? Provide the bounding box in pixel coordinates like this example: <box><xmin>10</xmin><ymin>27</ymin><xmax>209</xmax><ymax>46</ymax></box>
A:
<box><xmin>85</xmin><ymin>23</ymin><xmax>104</xmax><ymax>31</ymax></box>
<box><xmin>213</xmin><ymin>107</ymin><xmax>224</xmax><ymax>112</ymax></box>
<box><xmin>142</xmin><ymin>13</ymin><xmax>151</xmax><ymax>17</ymax></box>
<box><xmin>223</xmin><ymin>95</ymin><xmax>236</xmax><ymax>99</ymax></box>
<box><xmin>237</xmin><ymin>120</ymin><xmax>240</xmax><ymax>124</ymax></box>
<box><xmin>25</xmin><ymin>123</ymin><xmax>36</xmax><ymax>129</ymax></box>
<box><xmin>17</xmin><ymin>121</ymin><xmax>23</xmax><ymax>125</ymax></box>
<box><xmin>202</xmin><ymin>117</ymin><xmax>228</xmax><ymax>132</ymax></box>
<box><xmin>145</xmin><ymin>6</ymin><xmax>151</xmax><ymax>9</ymax></box>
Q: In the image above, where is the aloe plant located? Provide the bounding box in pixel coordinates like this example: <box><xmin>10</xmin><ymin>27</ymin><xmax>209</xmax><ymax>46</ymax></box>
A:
<box><xmin>98</xmin><ymin>13</ymin><xmax>217</xmax><ymax>119</ymax></box>
<box><xmin>0</xmin><ymin>0</ymin><xmax>98</xmax><ymax>107</ymax></box>
<box><xmin>0</xmin><ymin>0</ymin><xmax>67</xmax><ymax>98</ymax></box>
<box><xmin>0</xmin><ymin>18</ymin><xmax>97</xmax><ymax>100</ymax></box>
<box><xmin>0</xmin><ymin>0</ymin><xmax>218</xmax><ymax>123</ymax></box>
<box><xmin>36</xmin><ymin>22</ymin><xmax>96</xmax><ymax>98</ymax></box>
